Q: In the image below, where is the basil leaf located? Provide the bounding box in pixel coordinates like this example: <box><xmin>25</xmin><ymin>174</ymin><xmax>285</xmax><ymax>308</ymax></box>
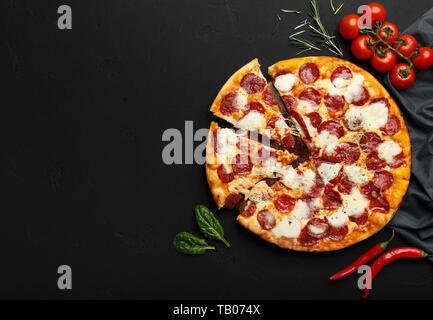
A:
<box><xmin>173</xmin><ymin>232</ymin><xmax>215</xmax><ymax>255</ymax></box>
<box><xmin>195</xmin><ymin>204</ymin><xmax>230</xmax><ymax>247</ymax></box>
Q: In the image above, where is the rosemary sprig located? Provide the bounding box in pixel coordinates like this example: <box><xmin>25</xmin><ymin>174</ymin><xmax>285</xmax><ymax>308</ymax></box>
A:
<box><xmin>280</xmin><ymin>9</ymin><xmax>302</xmax><ymax>14</ymax></box>
<box><xmin>309</xmin><ymin>0</ymin><xmax>343</xmax><ymax>56</ymax></box>
<box><xmin>334</xmin><ymin>2</ymin><xmax>344</xmax><ymax>15</ymax></box>
<box><xmin>272</xmin><ymin>14</ymin><xmax>282</xmax><ymax>35</ymax></box>
<box><xmin>330</xmin><ymin>0</ymin><xmax>344</xmax><ymax>15</ymax></box>
<box><xmin>289</xmin><ymin>30</ymin><xmax>321</xmax><ymax>55</ymax></box>
<box><xmin>294</xmin><ymin>19</ymin><xmax>309</xmax><ymax>30</ymax></box>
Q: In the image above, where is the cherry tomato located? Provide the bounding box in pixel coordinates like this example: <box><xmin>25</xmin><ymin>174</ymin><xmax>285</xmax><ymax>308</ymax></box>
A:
<box><xmin>371</xmin><ymin>50</ymin><xmax>397</xmax><ymax>72</ymax></box>
<box><xmin>393</xmin><ymin>34</ymin><xmax>418</xmax><ymax>58</ymax></box>
<box><xmin>377</xmin><ymin>22</ymin><xmax>399</xmax><ymax>44</ymax></box>
<box><xmin>339</xmin><ymin>14</ymin><xmax>361</xmax><ymax>40</ymax></box>
<box><xmin>367</xmin><ymin>3</ymin><xmax>387</xmax><ymax>24</ymax></box>
<box><xmin>390</xmin><ymin>63</ymin><xmax>415</xmax><ymax>90</ymax></box>
<box><xmin>351</xmin><ymin>35</ymin><xmax>374</xmax><ymax>60</ymax></box>
<box><xmin>412</xmin><ymin>47</ymin><xmax>433</xmax><ymax>70</ymax></box>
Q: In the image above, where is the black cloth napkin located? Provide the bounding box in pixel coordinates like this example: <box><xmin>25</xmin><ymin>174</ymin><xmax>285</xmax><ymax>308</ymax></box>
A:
<box><xmin>383</xmin><ymin>7</ymin><xmax>433</xmax><ymax>261</ymax></box>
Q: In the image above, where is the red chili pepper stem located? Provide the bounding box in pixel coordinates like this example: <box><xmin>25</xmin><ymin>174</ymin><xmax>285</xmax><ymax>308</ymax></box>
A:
<box><xmin>379</xmin><ymin>230</ymin><xmax>395</xmax><ymax>250</ymax></box>
<box><xmin>421</xmin><ymin>251</ymin><xmax>431</xmax><ymax>258</ymax></box>
<box><xmin>362</xmin><ymin>247</ymin><xmax>431</xmax><ymax>299</ymax></box>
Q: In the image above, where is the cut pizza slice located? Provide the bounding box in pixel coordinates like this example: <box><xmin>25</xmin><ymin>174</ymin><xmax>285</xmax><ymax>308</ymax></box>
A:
<box><xmin>206</xmin><ymin>122</ymin><xmax>297</xmax><ymax>209</ymax></box>
<box><xmin>210</xmin><ymin>58</ymin><xmax>296</xmax><ymax>149</ymax></box>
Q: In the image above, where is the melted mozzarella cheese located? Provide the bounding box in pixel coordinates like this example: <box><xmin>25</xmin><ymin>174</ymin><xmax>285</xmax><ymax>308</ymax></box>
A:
<box><xmin>345</xmin><ymin>74</ymin><xmax>365</xmax><ymax>104</ymax></box>
<box><xmin>309</xmin><ymin>223</ymin><xmax>327</xmax><ymax>235</ymax></box>
<box><xmin>274</xmin><ymin>73</ymin><xmax>297</xmax><ymax>93</ymax></box>
<box><xmin>344</xmin><ymin>165</ymin><xmax>369</xmax><ymax>185</ymax></box>
<box><xmin>333</xmin><ymin>77</ymin><xmax>351</xmax><ymax>88</ymax></box>
<box><xmin>236</xmin><ymin>90</ymin><xmax>248</xmax><ymax>108</ymax></box>
<box><xmin>290</xmin><ymin>200</ymin><xmax>311</xmax><ymax>219</ymax></box>
<box><xmin>216</xmin><ymin>128</ymin><xmax>238</xmax><ymax>163</ymax></box>
<box><xmin>297</xmin><ymin>99</ymin><xmax>318</xmax><ymax>113</ymax></box>
<box><xmin>328</xmin><ymin>211</ymin><xmax>349</xmax><ymax>227</ymax></box>
<box><xmin>339</xmin><ymin>188</ymin><xmax>369</xmax><ymax>217</ymax></box>
<box><xmin>361</xmin><ymin>101</ymin><xmax>389</xmax><ymax>130</ymax></box>
<box><xmin>236</xmin><ymin>111</ymin><xmax>265</xmax><ymax>130</ymax></box>
<box><xmin>317</xmin><ymin>130</ymin><xmax>339</xmax><ymax>148</ymax></box>
<box><xmin>278</xmin><ymin>166</ymin><xmax>300</xmax><ymax>189</ymax></box>
<box><xmin>301</xmin><ymin>169</ymin><xmax>316</xmax><ymax>193</ymax></box>
<box><xmin>344</xmin><ymin>100</ymin><xmax>388</xmax><ymax>130</ymax></box>
<box><xmin>272</xmin><ymin>217</ymin><xmax>301</xmax><ymax>238</ymax></box>
<box><xmin>378</xmin><ymin>140</ymin><xmax>402</xmax><ymax>165</ymax></box>
<box><xmin>318</xmin><ymin>163</ymin><xmax>341</xmax><ymax>184</ymax></box>
<box><xmin>246</xmin><ymin>181</ymin><xmax>272</xmax><ymax>202</ymax></box>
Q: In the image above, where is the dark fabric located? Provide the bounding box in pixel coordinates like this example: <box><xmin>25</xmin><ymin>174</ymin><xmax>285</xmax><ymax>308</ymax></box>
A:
<box><xmin>384</xmin><ymin>7</ymin><xmax>433</xmax><ymax>261</ymax></box>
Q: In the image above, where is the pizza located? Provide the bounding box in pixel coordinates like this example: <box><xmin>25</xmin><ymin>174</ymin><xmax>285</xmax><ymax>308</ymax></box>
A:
<box><xmin>206</xmin><ymin>56</ymin><xmax>411</xmax><ymax>252</ymax></box>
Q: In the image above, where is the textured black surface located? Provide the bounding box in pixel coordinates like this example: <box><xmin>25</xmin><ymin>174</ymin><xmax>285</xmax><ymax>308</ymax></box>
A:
<box><xmin>1</xmin><ymin>0</ymin><xmax>433</xmax><ymax>299</ymax></box>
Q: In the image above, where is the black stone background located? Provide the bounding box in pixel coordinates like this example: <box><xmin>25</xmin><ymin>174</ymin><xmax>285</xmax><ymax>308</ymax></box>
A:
<box><xmin>0</xmin><ymin>0</ymin><xmax>432</xmax><ymax>299</ymax></box>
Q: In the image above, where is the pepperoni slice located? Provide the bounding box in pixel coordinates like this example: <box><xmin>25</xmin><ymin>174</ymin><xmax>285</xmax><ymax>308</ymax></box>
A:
<box><xmin>389</xmin><ymin>152</ymin><xmax>406</xmax><ymax>168</ymax></box>
<box><xmin>370</xmin><ymin>97</ymin><xmax>390</xmax><ymax>109</ymax></box>
<box><xmin>369</xmin><ymin>196</ymin><xmax>390</xmax><ymax>213</ymax></box>
<box><xmin>373</xmin><ymin>171</ymin><xmax>394</xmax><ymax>191</ymax></box>
<box><xmin>266</xmin><ymin>117</ymin><xmax>281</xmax><ymax>139</ymax></box>
<box><xmin>211</xmin><ymin>129</ymin><xmax>220</xmax><ymax>153</ymax></box>
<box><xmin>324</xmin><ymin>94</ymin><xmax>346</xmax><ymax>113</ymax></box>
<box><xmin>281</xmin><ymin>95</ymin><xmax>312</xmax><ymax>141</ymax></box>
<box><xmin>282</xmin><ymin>133</ymin><xmax>295</xmax><ymax>148</ymax></box>
<box><xmin>298</xmin><ymin>229</ymin><xmax>318</xmax><ymax>246</ymax></box>
<box><xmin>217</xmin><ymin>165</ymin><xmax>234</xmax><ymax>183</ymax></box>
<box><xmin>243</xmin><ymin>102</ymin><xmax>265</xmax><ymax>115</ymax></box>
<box><xmin>336</xmin><ymin>142</ymin><xmax>360</xmax><ymax>164</ymax></box>
<box><xmin>225</xmin><ymin>193</ymin><xmax>243</xmax><ymax>209</ymax></box>
<box><xmin>281</xmin><ymin>94</ymin><xmax>298</xmax><ymax>110</ymax></box>
<box><xmin>236</xmin><ymin>139</ymin><xmax>250</xmax><ymax>153</ymax></box>
<box><xmin>338</xmin><ymin>172</ymin><xmax>356</xmax><ymax>195</ymax></box>
<box><xmin>360</xmin><ymin>132</ymin><xmax>382</xmax><ymax>153</ymax></box>
<box><xmin>262</xmin><ymin>85</ymin><xmax>277</xmax><ymax>106</ymax></box>
<box><xmin>274</xmin><ymin>194</ymin><xmax>296</xmax><ymax>213</ymax></box>
<box><xmin>331</xmin><ymin>66</ymin><xmax>353</xmax><ymax>86</ymax></box>
<box><xmin>299</xmin><ymin>87</ymin><xmax>322</xmax><ymax>105</ymax></box>
<box><xmin>310</xmin><ymin>175</ymin><xmax>325</xmax><ymax>198</ymax></box>
<box><xmin>240</xmin><ymin>201</ymin><xmax>256</xmax><ymax>217</ymax></box>
<box><xmin>381</xmin><ymin>114</ymin><xmax>401</xmax><ymax>136</ymax></box>
<box><xmin>366</xmin><ymin>152</ymin><xmax>386</xmax><ymax>171</ymax></box>
<box><xmin>220</xmin><ymin>92</ymin><xmax>239</xmax><ymax>115</ymax></box>
<box><xmin>318</xmin><ymin>120</ymin><xmax>345</xmax><ymax>138</ymax></box>
<box><xmin>349</xmin><ymin>210</ymin><xmax>369</xmax><ymax>225</ymax></box>
<box><xmin>351</xmin><ymin>86</ymin><xmax>370</xmax><ymax>106</ymax></box>
<box><xmin>306</xmin><ymin>218</ymin><xmax>330</xmax><ymax>239</ymax></box>
<box><xmin>329</xmin><ymin>225</ymin><xmax>349</xmax><ymax>241</ymax></box>
<box><xmin>305</xmin><ymin>112</ymin><xmax>322</xmax><ymax>128</ymax></box>
<box><xmin>360</xmin><ymin>181</ymin><xmax>380</xmax><ymax>200</ymax></box>
<box><xmin>257</xmin><ymin>209</ymin><xmax>276</xmax><ymax>230</ymax></box>
<box><xmin>240</xmin><ymin>73</ymin><xmax>265</xmax><ymax>94</ymax></box>
<box><xmin>322</xmin><ymin>190</ymin><xmax>342</xmax><ymax>210</ymax></box>
<box><xmin>299</xmin><ymin>63</ymin><xmax>320</xmax><ymax>84</ymax></box>
<box><xmin>232</xmin><ymin>154</ymin><xmax>253</xmax><ymax>175</ymax></box>
<box><xmin>256</xmin><ymin>147</ymin><xmax>277</xmax><ymax>166</ymax></box>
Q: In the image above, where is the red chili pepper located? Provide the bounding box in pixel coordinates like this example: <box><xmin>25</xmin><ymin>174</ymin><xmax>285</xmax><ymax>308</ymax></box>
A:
<box><xmin>362</xmin><ymin>247</ymin><xmax>430</xmax><ymax>299</ymax></box>
<box><xmin>329</xmin><ymin>230</ymin><xmax>395</xmax><ymax>280</ymax></box>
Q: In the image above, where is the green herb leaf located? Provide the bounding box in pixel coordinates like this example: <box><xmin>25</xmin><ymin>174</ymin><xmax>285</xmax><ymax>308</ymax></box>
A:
<box><xmin>280</xmin><ymin>9</ymin><xmax>302</xmax><ymax>14</ymax></box>
<box><xmin>195</xmin><ymin>204</ymin><xmax>230</xmax><ymax>247</ymax></box>
<box><xmin>334</xmin><ymin>2</ymin><xmax>344</xmax><ymax>15</ymax></box>
<box><xmin>173</xmin><ymin>232</ymin><xmax>215</xmax><ymax>255</ymax></box>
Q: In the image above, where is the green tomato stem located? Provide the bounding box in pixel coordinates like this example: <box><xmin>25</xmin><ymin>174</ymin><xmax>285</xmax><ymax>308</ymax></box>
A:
<box><xmin>361</xmin><ymin>24</ymin><xmax>417</xmax><ymax>71</ymax></box>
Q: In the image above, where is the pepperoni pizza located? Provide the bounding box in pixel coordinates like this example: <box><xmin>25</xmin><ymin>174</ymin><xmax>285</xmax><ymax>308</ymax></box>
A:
<box><xmin>206</xmin><ymin>56</ymin><xmax>411</xmax><ymax>251</ymax></box>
